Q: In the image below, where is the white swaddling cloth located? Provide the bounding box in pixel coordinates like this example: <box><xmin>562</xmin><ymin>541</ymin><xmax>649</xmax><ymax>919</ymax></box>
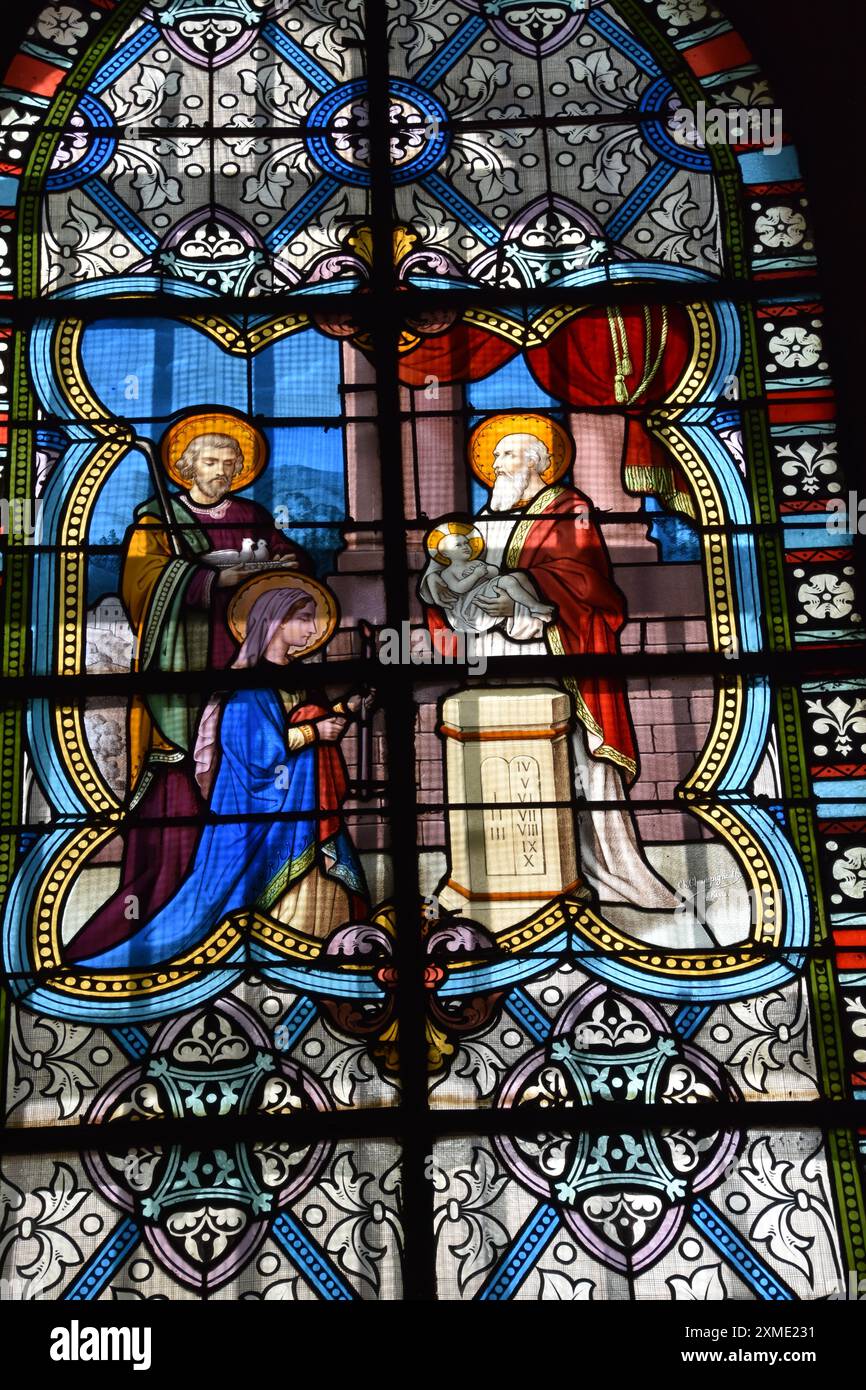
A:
<box><xmin>419</xmin><ymin>557</ymin><xmax>551</xmax><ymax>636</ymax></box>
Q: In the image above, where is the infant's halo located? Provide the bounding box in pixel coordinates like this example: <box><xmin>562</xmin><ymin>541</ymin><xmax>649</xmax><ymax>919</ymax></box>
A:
<box><xmin>425</xmin><ymin>519</ymin><xmax>485</xmax><ymax>565</ymax></box>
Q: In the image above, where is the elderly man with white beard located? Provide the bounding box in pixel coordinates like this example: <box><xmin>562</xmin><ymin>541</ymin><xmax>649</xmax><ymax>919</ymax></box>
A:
<box><xmin>459</xmin><ymin>428</ymin><xmax>679</xmax><ymax>910</ymax></box>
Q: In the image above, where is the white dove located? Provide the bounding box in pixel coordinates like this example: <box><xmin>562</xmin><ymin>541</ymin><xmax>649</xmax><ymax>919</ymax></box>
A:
<box><xmin>239</xmin><ymin>538</ymin><xmax>255</xmax><ymax>563</ymax></box>
<box><xmin>254</xmin><ymin>539</ymin><xmax>270</xmax><ymax>562</ymax></box>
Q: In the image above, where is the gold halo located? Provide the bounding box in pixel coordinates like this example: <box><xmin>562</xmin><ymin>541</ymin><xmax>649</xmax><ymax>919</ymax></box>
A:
<box><xmin>425</xmin><ymin>520</ymin><xmax>485</xmax><ymax>563</ymax></box>
<box><xmin>161</xmin><ymin>411</ymin><xmax>268</xmax><ymax>490</ymax></box>
<box><xmin>227</xmin><ymin>573</ymin><xmax>339</xmax><ymax>657</ymax></box>
<box><xmin>469</xmin><ymin>413</ymin><xmax>575</xmax><ymax>488</ymax></box>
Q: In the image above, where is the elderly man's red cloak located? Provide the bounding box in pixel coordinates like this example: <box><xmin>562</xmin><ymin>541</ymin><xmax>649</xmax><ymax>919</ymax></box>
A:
<box><xmin>506</xmin><ymin>484</ymin><xmax>636</xmax><ymax>779</ymax></box>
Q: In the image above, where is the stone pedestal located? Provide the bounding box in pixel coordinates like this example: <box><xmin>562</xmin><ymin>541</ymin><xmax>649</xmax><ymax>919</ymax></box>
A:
<box><xmin>436</xmin><ymin>686</ymin><xmax>581</xmax><ymax>933</ymax></box>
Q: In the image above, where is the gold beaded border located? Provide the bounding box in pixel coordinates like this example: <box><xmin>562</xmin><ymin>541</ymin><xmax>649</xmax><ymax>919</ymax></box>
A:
<box><xmin>249</xmin><ymin>915</ymin><xmax>326</xmax><ymax>959</ymax></box>
<box><xmin>32</xmin><ymin>822</ymin><xmax>244</xmax><ymax>993</ymax></box>
<box><xmin>640</xmin><ymin>304</ymin><xmax>787</xmax><ymax>964</ymax></box>
<box><xmin>465</xmin><ymin>306</ymin><xmax>533</xmax><ymax>347</ymax></box>
<box><xmin>53</xmin><ymin>319</ymin><xmax>128</xmax><ymax>813</ymax></box>
<box><xmin>49</xmin><ymin>930</ymin><xmax>244</xmax><ymax>999</ymax></box>
<box><xmin>498</xmin><ymin>891</ymin><xmax>781</xmax><ymax>980</ymax></box>
<box><xmin>183</xmin><ymin>312</ymin><xmax>311</xmax><ymax>355</ymax></box>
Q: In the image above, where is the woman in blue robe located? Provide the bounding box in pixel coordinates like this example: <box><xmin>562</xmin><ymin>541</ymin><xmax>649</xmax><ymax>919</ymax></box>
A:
<box><xmin>78</xmin><ymin>587</ymin><xmax>368</xmax><ymax>970</ymax></box>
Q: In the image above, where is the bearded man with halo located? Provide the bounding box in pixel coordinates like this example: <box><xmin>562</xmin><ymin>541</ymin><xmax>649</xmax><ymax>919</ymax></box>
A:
<box><xmin>426</xmin><ymin>413</ymin><xmax>678</xmax><ymax>911</ymax></box>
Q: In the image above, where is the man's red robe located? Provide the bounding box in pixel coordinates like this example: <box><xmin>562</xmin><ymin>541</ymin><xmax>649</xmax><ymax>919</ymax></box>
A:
<box><xmin>507</xmin><ymin>484</ymin><xmax>636</xmax><ymax>779</ymax></box>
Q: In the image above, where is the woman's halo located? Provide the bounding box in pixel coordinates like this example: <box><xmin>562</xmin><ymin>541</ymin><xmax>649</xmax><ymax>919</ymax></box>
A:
<box><xmin>469</xmin><ymin>413</ymin><xmax>574</xmax><ymax>488</ymax></box>
<box><xmin>161</xmin><ymin>410</ymin><xmax>268</xmax><ymax>490</ymax></box>
<box><xmin>228</xmin><ymin>573</ymin><xmax>340</xmax><ymax>656</ymax></box>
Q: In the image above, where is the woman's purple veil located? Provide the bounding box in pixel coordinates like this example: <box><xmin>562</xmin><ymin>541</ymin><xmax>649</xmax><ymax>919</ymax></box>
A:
<box><xmin>233</xmin><ymin>585</ymin><xmax>315</xmax><ymax>668</ymax></box>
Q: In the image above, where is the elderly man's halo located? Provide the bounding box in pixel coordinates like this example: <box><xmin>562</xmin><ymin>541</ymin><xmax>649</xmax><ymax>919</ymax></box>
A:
<box><xmin>228</xmin><ymin>573</ymin><xmax>339</xmax><ymax>656</ymax></box>
<box><xmin>161</xmin><ymin>410</ymin><xmax>268</xmax><ymax>490</ymax></box>
<box><xmin>469</xmin><ymin>413</ymin><xmax>574</xmax><ymax>488</ymax></box>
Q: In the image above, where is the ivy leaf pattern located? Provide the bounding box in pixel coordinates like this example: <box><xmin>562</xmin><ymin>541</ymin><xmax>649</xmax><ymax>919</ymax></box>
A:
<box><xmin>738</xmin><ymin>1138</ymin><xmax>841</xmax><ymax>1284</ymax></box>
<box><xmin>0</xmin><ymin>1163</ymin><xmax>89</xmax><ymax>1299</ymax></box>
<box><xmin>725</xmin><ymin>983</ymin><xmax>815</xmax><ymax>1097</ymax></box>
<box><xmin>318</xmin><ymin>1151</ymin><xmax>402</xmax><ymax>1294</ymax></box>
<box><xmin>537</xmin><ymin>1269</ymin><xmax>595</xmax><ymax>1300</ymax></box>
<box><xmin>320</xmin><ymin>1039</ymin><xmax>378</xmax><ymax>1106</ymax></box>
<box><xmin>667</xmin><ymin>1263</ymin><xmax>728</xmax><ymax>1300</ymax></box>
<box><xmin>451</xmin><ymin>134</ymin><xmax>520</xmax><ymax>204</ymax></box>
<box><xmin>650</xmin><ymin>175</ymin><xmax>721</xmax><ymax>267</ymax></box>
<box><xmin>237</xmin><ymin>62</ymin><xmax>314</xmax><ymax>125</ymax></box>
<box><xmin>129</xmin><ymin>162</ymin><xmax>183</xmax><ymax>213</ymax></box>
<box><xmin>297</xmin><ymin>0</ymin><xmax>366</xmax><ymax>76</ymax></box>
<box><xmin>433</xmin><ymin>1148</ymin><xmax>510</xmax><ymax>1294</ymax></box>
<box><xmin>567</xmin><ymin>49</ymin><xmax>644</xmax><ymax>110</ymax></box>
<box><xmin>9</xmin><ymin>1014</ymin><xmax>103</xmax><ymax>1122</ymax></box>
<box><xmin>453</xmin><ymin>1038</ymin><xmax>506</xmax><ymax>1098</ymax></box>
<box><xmin>241</xmin><ymin>142</ymin><xmax>316</xmax><ymax>211</ymax></box>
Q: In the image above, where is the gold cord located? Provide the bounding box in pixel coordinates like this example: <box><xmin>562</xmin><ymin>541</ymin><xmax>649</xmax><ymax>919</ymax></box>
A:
<box><xmin>606</xmin><ymin>304</ymin><xmax>669</xmax><ymax>406</ymax></box>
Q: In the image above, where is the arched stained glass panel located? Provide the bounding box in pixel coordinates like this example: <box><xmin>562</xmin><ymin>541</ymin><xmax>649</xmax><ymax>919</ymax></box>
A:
<box><xmin>0</xmin><ymin>0</ymin><xmax>863</xmax><ymax>1309</ymax></box>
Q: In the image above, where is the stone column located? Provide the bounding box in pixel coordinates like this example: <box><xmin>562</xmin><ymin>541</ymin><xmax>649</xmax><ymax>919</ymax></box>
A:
<box><xmin>436</xmin><ymin>686</ymin><xmax>580</xmax><ymax>933</ymax></box>
<box><xmin>404</xmin><ymin>379</ymin><xmax>468</xmax><ymax>618</ymax></box>
<box><xmin>329</xmin><ymin>341</ymin><xmax>386</xmax><ymax>636</ymax></box>
<box><xmin>568</xmin><ymin>410</ymin><xmax>707</xmax><ymax>653</ymax></box>
<box><xmin>568</xmin><ymin>410</ymin><xmax>656</xmax><ymax>565</ymax></box>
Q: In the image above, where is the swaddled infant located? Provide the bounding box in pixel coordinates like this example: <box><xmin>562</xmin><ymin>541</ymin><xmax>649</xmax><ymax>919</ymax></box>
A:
<box><xmin>420</xmin><ymin>520</ymin><xmax>554</xmax><ymax>634</ymax></box>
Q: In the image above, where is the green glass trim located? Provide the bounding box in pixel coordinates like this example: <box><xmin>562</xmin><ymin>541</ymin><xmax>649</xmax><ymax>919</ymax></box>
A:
<box><xmin>806</xmin><ymin>938</ymin><xmax>866</xmax><ymax>1280</ymax></box>
<box><xmin>757</xmin><ymin>532</ymin><xmax>790</xmax><ymax>652</ymax></box>
<box><xmin>0</xmin><ymin>793</ymin><xmax>22</xmax><ymax>921</ymax></box>
<box><xmin>776</xmin><ymin>678</ymin><xmax>825</xmax><ymax>945</ymax></box>
<box><xmin>3</xmin><ymin>2</ymin><xmax>141</xmax><ymax>919</ymax></box>
<box><xmin>738</xmin><ymin>306</ymin><xmax>791</xmax><ymax>662</ymax></box>
<box><xmin>777</xmin><ymin>686</ymin><xmax>810</xmax><ymax>801</ymax></box>
<box><xmin>809</xmin><ymin>959</ymin><xmax>846</xmax><ymax>1099</ymax></box>
<box><xmin>807</xmin><ymin>989</ymin><xmax>866</xmax><ymax>1281</ymax></box>
<box><xmin>0</xmin><ymin>552</ymin><xmax>28</xmax><ymax>682</ymax></box>
<box><xmin>0</xmin><ymin>988</ymin><xmax>8</xmax><ymax>1120</ymax></box>
<box><xmin>614</xmin><ymin>0</ymin><xmax>748</xmax><ymax>280</ymax></box>
<box><xmin>256</xmin><ymin>841</ymin><xmax>317</xmax><ymax>913</ymax></box>
<box><xmin>716</xmin><ymin>171</ymin><xmax>748</xmax><ymax>280</ymax></box>
<box><xmin>739</xmin><ymin>311</ymin><xmax>767</xmax><ymax>407</ymax></box>
<box><xmin>10</xmin><ymin>323</ymin><xmax>31</xmax><ymax>427</ymax></box>
<box><xmin>739</xmin><ymin>309</ymin><xmax>779</xmax><ymax>521</ymax></box>
<box><xmin>828</xmin><ymin>1129</ymin><xmax>866</xmax><ymax>1281</ymax></box>
<box><xmin>789</xmin><ymin>803</ymin><xmax>825</xmax><ymax>936</ymax></box>
<box><xmin>1</xmin><ymin>325</ymin><xmax>34</xmax><ymax>913</ymax></box>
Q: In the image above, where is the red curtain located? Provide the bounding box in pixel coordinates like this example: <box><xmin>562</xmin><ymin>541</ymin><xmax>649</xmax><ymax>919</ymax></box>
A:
<box><xmin>398</xmin><ymin>322</ymin><xmax>517</xmax><ymax>386</ymax></box>
<box><xmin>525</xmin><ymin>306</ymin><xmax>691</xmax><ymax>406</ymax></box>
<box><xmin>397</xmin><ymin>306</ymin><xmax>694</xmax><ymax>501</ymax></box>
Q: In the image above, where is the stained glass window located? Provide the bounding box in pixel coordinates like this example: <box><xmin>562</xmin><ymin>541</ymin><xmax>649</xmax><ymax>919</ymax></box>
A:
<box><xmin>0</xmin><ymin>0</ymin><xmax>864</xmax><ymax>1314</ymax></box>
